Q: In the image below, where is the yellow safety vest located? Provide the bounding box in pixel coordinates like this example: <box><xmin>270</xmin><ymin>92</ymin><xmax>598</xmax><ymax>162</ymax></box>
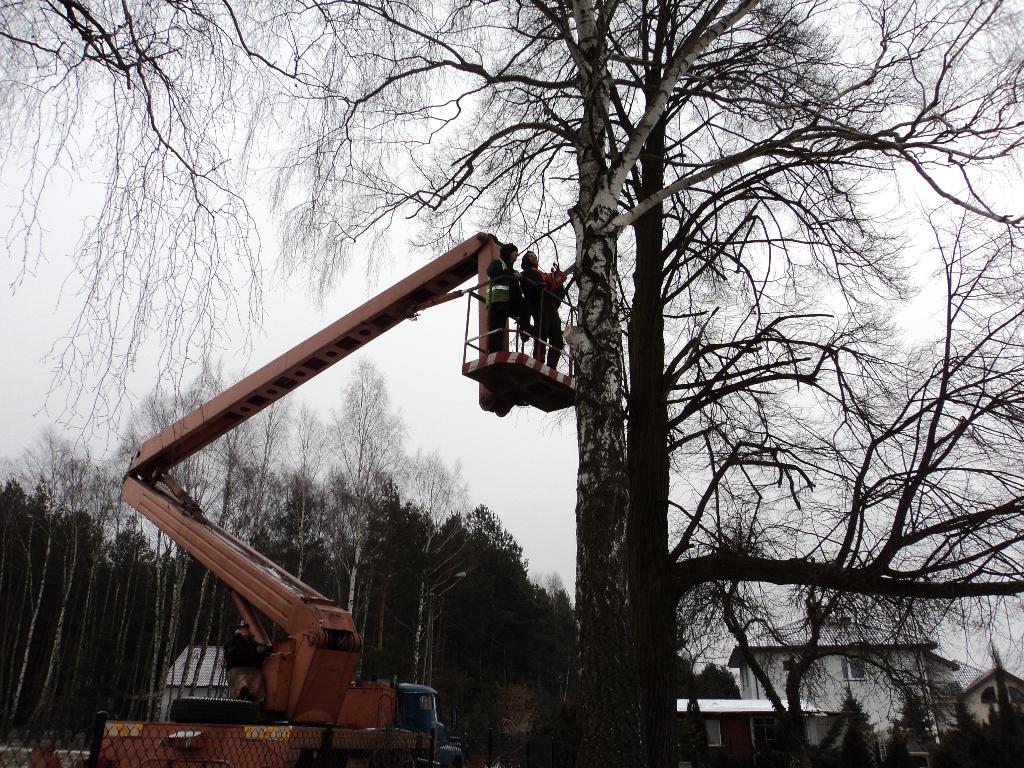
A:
<box><xmin>486</xmin><ymin>259</ymin><xmax>516</xmax><ymax>306</ymax></box>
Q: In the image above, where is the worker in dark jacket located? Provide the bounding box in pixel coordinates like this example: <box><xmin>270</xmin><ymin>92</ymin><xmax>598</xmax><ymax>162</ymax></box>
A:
<box><xmin>224</xmin><ymin>621</ymin><xmax>269</xmax><ymax>702</ymax></box>
<box><xmin>485</xmin><ymin>242</ymin><xmax>526</xmax><ymax>353</ymax></box>
<box><xmin>520</xmin><ymin>250</ymin><xmax>566</xmax><ymax>368</ymax></box>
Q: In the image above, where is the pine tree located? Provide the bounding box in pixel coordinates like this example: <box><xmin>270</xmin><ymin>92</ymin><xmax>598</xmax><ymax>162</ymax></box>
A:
<box><xmin>880</xmin><ymin>729</ymin><xmax>915</xmax><ymax>768</ymax></box>
<box><xmin>839</xmin><ymin>689</ymin><xmax>875</xmax><ymax>768</ymax></box>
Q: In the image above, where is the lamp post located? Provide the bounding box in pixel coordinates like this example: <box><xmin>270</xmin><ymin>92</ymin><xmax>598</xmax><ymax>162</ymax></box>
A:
<box><xmin>425</xmin><ymin>571</ymin><xmax>467</xmax><ymax>686</ymax></box>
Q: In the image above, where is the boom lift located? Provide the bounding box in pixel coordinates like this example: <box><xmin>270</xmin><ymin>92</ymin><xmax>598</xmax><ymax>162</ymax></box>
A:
<box><xmin>119</xmin><ymin>233</ymin><xmax>573</xmax><ymax>734</ymax></box>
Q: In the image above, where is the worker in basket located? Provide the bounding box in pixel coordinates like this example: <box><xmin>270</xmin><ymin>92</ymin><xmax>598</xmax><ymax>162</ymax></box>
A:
<box><xmin>485</xmin><ymin>241</ymin><xmax>529</xmax><ymax>353</ymax></box>
<box><xmin>520</xmin><ymin>250</ymin><xmax>567</xmax><ymax>368</ymax></box>
<box><xmin>224</xmin><ymin>620</ymin><xmax>269</xmax><ymax>703</ymax></box>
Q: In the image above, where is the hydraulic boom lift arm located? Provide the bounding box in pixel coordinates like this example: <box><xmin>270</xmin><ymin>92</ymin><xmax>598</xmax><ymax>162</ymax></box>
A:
<box><xmin>122</xmin><ymin>233</ymin><xmax>500</xmax><ymax>724</ymax></box>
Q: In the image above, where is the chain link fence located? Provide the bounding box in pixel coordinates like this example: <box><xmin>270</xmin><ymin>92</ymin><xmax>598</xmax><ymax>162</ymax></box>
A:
<box><xmin>461</xmin><ymin>731</ymin><xmax>572</xmax><ymax>768</ymax></box>
<box><xmin>0</xmin><ymin>727</ymin><xmax>90</xmax><ymax>768</ymax></box>
<box><xmin>0</xmin><ymin>716</ymin><xmax>573</xmax><ymax>768</ymax></box>
<box><xmin>0</xmin><ymin>713</ymin><xmax>433</xmax><ymax>768</ymax></box>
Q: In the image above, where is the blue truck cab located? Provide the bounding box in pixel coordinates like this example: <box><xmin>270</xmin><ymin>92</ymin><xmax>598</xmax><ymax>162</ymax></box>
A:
<box><xmin>396</xmin><ymin>683</ymin><xmax>465</xmax><ymax>768</ymax></box>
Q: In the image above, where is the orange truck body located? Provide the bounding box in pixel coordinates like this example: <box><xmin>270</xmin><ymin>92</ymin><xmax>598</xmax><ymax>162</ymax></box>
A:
<box><xmin>97</xmin><ymin>716</ymin><xmax>429</xmax><ymax>768</ymax></box>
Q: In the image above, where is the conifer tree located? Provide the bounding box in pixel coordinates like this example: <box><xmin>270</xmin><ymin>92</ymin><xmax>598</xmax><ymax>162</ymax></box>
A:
<box><xmin>838</xmin><ymin>689</ymin><xmax>875</xmax><ymax>768</ymax></box>
<box><xmin>880</xmin><ymin>729</ymin><xmax>915</xmax><ymax>768</ymax></box>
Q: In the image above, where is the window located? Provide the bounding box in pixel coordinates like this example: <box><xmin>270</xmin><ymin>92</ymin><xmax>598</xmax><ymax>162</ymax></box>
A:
<box><xmin>704</xmin><ymin>719</ymin><xmax>722</xmax><ymax>747</ymax></box>
<box><xmin>802</xmin><ymin>720</ymin><xmax>827</xmax><ymax>749</ymax></box>
<box><xmin>397</xmin><ymin>692</ymin><xmax>439</xmax><ymax>731</ymax></box>
<box><xmin>979</xmin><ymin>685</ymin><xmax>1023</xmax><ymax>704</ymax></box>
<box><xmin>752</xmin><ymin>717</ymin><xmax>777</xmax><ymax>750</ymax></box>
<box><xmin>842</xmin><ymin>656</ymin><xmax>866</xmax><ymax>681</ymax></box>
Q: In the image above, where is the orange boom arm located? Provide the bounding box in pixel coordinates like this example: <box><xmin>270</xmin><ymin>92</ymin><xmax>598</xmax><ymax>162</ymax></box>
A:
<box><xmin>122</xmin><ymin>234</ymin><xmax>500</xmax><ymax>724</ymax></box>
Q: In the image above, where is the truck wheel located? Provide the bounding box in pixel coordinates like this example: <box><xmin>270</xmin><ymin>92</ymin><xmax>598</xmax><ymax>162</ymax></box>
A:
<box><xmin>168</xmin><ymin>697</ymin><xmax>262</xmax><ymax>724</ymax></box>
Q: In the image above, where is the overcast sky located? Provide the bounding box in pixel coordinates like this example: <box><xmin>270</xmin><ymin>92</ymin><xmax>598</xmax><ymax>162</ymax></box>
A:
<box><xmin>1</xmin><ymin>194</ymin><xmax>581</xmax><ymax>591</ymax></box>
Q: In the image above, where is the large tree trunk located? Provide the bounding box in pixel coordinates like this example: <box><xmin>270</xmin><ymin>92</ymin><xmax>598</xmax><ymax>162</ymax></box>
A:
<box><xmin>573</xmin><ymin>215</ymin><xmax>644</xmax><ymax>768</ymax></box>
<box><xmin>571</xmin><ymin>6</ymin><xmax>644</xmax><ymax>764</ymax></box>
<box><xmin>628</xmin><ymin>113</ymin><xmax>677</xmax><ymax>767</ymax></box>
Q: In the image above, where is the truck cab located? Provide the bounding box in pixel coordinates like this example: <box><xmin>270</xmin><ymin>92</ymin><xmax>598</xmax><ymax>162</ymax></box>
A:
<box><xmin>396</xmin><ymin>684</ymin><xmax>464</xmax><ymax>768</ymax></box>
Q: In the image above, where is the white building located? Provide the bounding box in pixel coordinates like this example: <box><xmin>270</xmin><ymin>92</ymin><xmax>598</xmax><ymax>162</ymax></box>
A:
<box><xmin>958</xmin><ymin>667</ymin><xmax>1024</xmax><ymax>724</ymax></box>
<box><xmin>160</xmin><ymin>644</ymin><xmax>229</xmax><ymax>720</ymax></box>
<box><xmin>727</xmin><ymin>621</ymin><xmax>961</xmax><ymax>738</ymax></box>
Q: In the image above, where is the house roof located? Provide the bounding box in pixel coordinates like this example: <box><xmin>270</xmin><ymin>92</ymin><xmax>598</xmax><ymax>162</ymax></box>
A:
<box><xmin>952</xmin><ymin>663</ymin><xmax>986</xmax><ymax>691</ymax></box>
<box><xmin>165</xmin><ymin>645</ymin><xmax>227</xmax><ymax>687</ymax></box>
<box><xmin>676</xmin><ymin>699</ymin><xmax>831</xmax><ymax>716</ymax></box>
<box><xmin>959</xmin><ymin>667</ymin><xmax>1024</xmax><ymax>697</ymax></box>
<box><xmin>726</xmin><ymin>619</ymin><xmax>948</xmax><ymax>668</ymax></box>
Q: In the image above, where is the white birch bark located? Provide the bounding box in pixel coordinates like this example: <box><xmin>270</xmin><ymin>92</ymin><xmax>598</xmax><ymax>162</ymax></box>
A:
<box><xmin>11</xmin><ymin>520</ymin><xmax>51</xmax><ymax>723</ymax></box>
<box><xmin>31</xmin><ymin>517</ymin><xmax>79</xmax><ymax>724</ymax></box>
<box><xmin>144</xmin><ymin>531</ymin><xmax>167</xmax><ymax>719</ymax></box>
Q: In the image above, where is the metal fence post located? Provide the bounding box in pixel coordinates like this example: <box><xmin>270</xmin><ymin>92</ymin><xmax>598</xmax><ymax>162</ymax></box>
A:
<box><xmin>550</xmin><ymin>736</ymin><xmax>555</xmax><ymax>768</ymax></box>
<box><xmin>86</xmin><ymin>711</ymin><xmax>108</xmax><ymax>768</ymax></box>
<box><xmin>487</xmin><ymin>728</ymin><xmax>493</xmax><ymax>768</ymax></box>
<box><xmin>319</xmin><ymin>723</ymin><xmax>334</xmax><ymax>761</ymax></box>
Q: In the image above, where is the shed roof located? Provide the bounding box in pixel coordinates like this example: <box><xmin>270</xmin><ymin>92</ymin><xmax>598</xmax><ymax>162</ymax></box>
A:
<box><xmin>165</xmin><ymin>645</ymin><xmax>227</xmax><ymax>687</ymax></box>
<box><xmin>952</xmin><ymin>662</ymin><xmax>986</xmax><ymax>691</ymax></box>
<box><xmin>676</xmin><ymin>699</ymin><xmax>831</xmax><ymax>715</ymax></box>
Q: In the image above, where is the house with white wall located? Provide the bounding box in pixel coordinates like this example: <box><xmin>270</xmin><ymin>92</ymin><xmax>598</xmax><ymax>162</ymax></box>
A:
<box><xmin>727</xmin><ymin>620</ymin><xmax>961</xmax><ymax>740</ymax></box>
<box><xmin>958</xmin><ymin>667</ymin><xmax>1024</xmax><ymax>724</ymax></box>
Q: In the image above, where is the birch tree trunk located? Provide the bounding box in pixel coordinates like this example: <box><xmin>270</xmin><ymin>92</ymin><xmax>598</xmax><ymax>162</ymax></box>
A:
<box><xmin>412</xmin><ymin>579</ymin><xmax>427</xmax><ymax>683</ymax></box>
<box><xmin>346</xmin><ymin>540</ymin><xmax>361</xmax><ymax>614</ymax></box>
<box><xmin>11</xmin><ymin>518</ymin><xmax>51</xmax><ymax>725</ymax></box>
<box><xmin>1</xmin><ymin>522</ymin><xmax>33</xmax><ymax>725</ymax></box>
<box><xmin>153</xmin><ymin>550</ymin><xmax>187</xmax><ymax>720</ymax></box>
<box><xmin>570</xmin><ymin>4</ymin><xmax>643</xmax><ymax>761</ymax></box>
<box><xmin>111</xmin><ymin>527</ymin><xmax>138</xmax><ymax>700</ymax></box>
<box><xmin>67</xmin><ymin>519</ymin><xmax>102</xmax><ymax>722</ymax></box>
<box><xmin>145</xmin><ymin>532</ymin><xmax>168</xmax><ymax>720</ymax></box>
<box><xmin>0</xmin><ymin>512</ymin><xmax>18</xmax><ymax>723</ymax></box>
<box><xmin>32</xmin><ymin>517</ymin><xmax>79</xmax><ymax>724</ymax></box>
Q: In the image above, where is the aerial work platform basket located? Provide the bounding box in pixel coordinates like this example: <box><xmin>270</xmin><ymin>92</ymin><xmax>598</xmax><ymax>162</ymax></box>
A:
<box><xmin>462</xmin><ymin>285</ymin><xmax>576</xmax><ymax>417</ymax></box>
